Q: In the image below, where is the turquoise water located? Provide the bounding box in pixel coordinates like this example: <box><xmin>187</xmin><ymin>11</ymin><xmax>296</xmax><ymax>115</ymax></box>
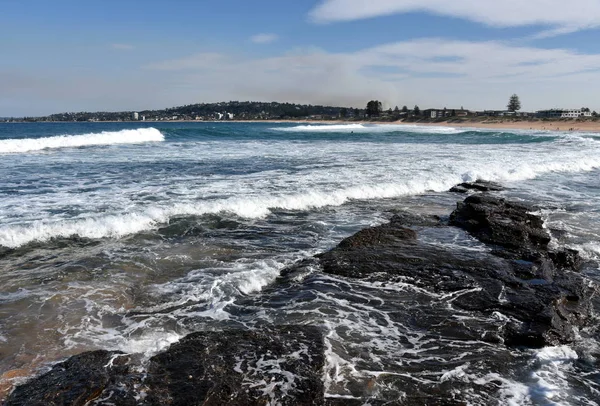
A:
<box><xmin>0</xmin><ymin>122</ymin><xmax>599</xmax><ymax>403</ymax></box>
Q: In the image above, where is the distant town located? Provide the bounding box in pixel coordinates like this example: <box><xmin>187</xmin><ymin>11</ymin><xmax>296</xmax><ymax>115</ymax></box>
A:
<box><xmin>2</xmin><ymin>99</ymin><xmax>598</xmax><ymax>123</ymax></box>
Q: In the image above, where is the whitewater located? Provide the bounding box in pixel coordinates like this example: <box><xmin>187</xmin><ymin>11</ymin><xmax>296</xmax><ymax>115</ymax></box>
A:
<box><xmin>0</xmin><ymin>127</ymin><xmax>163</xmax><ymax>154</ymax></box>
<box><xmin>0</xmin><ymin>122</ymin><xmax>598</xmax><ymax>404</ymax></box>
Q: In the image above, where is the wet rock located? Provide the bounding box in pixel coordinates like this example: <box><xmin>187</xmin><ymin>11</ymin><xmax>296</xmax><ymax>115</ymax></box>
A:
<box><xmin>388</xmin><ymin>211</ymin><xmax>442</xmax><ymax>227</ymax></box>
<box><xmin>144</xmin><ymin>325</ymin><xmax>324</xmax><ymax>406</ymax></box>
<box><xmin>450</xmin><ymin>180</ymin><xmax>504</xmax><ymax>194</ymax></box>
<box><xmin>316</xmin><ymin>196</ymin><xmax>595</xmax><ymax>347</ymax></box>
<box><xmin>549</xmin><ymin>248</ymin><xmax>583</xmax><ymax>271</ymax></box>
<box><xmin>337</xmin><ymin>224</ymin><xmax>416</xmax><ymax>249</ymax></box>
<box><xmin>5</xmin><ymin>350</ymin><xmax>133</xmax><ymax>406</ymax></box>
<box><xmin>449</xmin><ymin>195</ymin><xmax>551</xmax><ymax>251</ymax></box>
<box><xmin>6</xmin><ymin>326</ymin><xmax>324</xmax><ymax>406</ymax></box>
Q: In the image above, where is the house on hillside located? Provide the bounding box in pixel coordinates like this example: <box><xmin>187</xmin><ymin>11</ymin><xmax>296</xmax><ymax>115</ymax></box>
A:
<box><xmin>536</xmin><ymin>109</ymin><xmax>592</xmax><ymax>118</ymax></box>
<box><xmin>423</xmin><ymin>108</ymin><xmax>471</xmax><ymax>119</ymax></box>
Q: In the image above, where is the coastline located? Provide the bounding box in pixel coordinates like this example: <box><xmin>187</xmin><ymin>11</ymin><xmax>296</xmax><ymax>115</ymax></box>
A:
<box><xmin>414</xmin><ymin>119</ymin><xmax>600</xmax><ymax>132</ymax></box>
<box><xmin>234</xmin><ymin>119</ymin><xmax>600</xmax><ymax>132</ymax></box>
<box><xmin>5</xmin><ymin>118</ymin><xmax>600</xmax><ymax>133</ymax></box>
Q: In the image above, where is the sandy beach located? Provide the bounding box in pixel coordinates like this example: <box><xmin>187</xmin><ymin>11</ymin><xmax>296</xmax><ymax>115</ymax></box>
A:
<box><xmin>220</xmin><ymin>119</ymin><xmax>590</xmax><ymax>133</ymax></box>
<box><xmin>234</xmin><ymin>119</ymin><xmax>600</xmax><ymax>133</ymax></box>
<box><xmin>420</xmin><ymin>119</ymin><xmax>600</xmax><ymax>132</ymax></box>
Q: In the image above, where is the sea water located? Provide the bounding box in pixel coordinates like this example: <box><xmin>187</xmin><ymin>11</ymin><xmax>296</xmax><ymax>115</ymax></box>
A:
<box><xmin>0</xmin><ymin>122</ymin><xmax>598</xmax><ymax>404</ymax></box>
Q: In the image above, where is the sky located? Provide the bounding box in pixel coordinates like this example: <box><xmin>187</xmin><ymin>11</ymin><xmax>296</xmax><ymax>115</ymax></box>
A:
<box><xmin>2</xmin><ymin>0</ymin><xmax>600</xmax><ymax>116</ymax></box>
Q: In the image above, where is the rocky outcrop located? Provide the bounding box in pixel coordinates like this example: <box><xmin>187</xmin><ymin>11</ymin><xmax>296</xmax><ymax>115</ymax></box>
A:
<box><xmin>317</xmin><ymin>194</ymin><xmax>595</xmax><ymax>348</ymax></box>
<box><xmin>5</xmin><ymin>326</ymin><xmax>324</xmax><ymax>406</ymax></box>
<box><xmin>449</xmin><ymin>180</ymin><xmax>504</xmax><ymax>194</ymax></box>
<box><xmin>143</xmin><ymin>326</ymin><xmax>324</xmax><ymax>406</ymax></box>
<box><xmin>5</xmin><ymin>350</ymin><xmax>135</xmax><ymax>406</ymax></box>
<box><xmin>449</xmin><ymin>194</ymin><xmax>549</xmax><ymax>251</ymax></box>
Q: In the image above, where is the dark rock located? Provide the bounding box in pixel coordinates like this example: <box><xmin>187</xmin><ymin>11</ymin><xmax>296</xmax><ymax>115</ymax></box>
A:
<box><xmin>450</xmin><ymin>180</ymin><xmax>504</xmax><ymax>194</ymax></box>
<box><xmin>337</xmin><ymin>224</ymin><xmax>416</xmax><ymax>249</ymax></box>
<box><xmin>549</xmin><ymin>248</ymin><xmax>583</xmax><ymax>271</ymax></box>
<box><xmin>450</xmin><ymin>195</ymin><xmax>583</xmax><ymax>274</ymax></box>
<box><xmin>144</xmin><ymin>325</ymin><xmax>324</xmax><ymax>406</ymax></box>
<box><xmin>388</xmin><ymin>211</ymin><xmax>442</xmax><ymax>227</ymax></box>
<box><xmin>6</xmin><ymin>326</ymin><xmax>325</xmax><ymax>406</ymax></box>
<box><xmin>450</xmin><ymin>195</ymin><xmax>551</xmax><ymax>251</ymax></box>
<box><xmin>5</xmin><ymin>350</ymin><xmax>132</xmax><ymax>406</ymax></box>
<box><xmin>315</xmin><ymin>197</ymin><xmax>595</xmax><ymax>347</ymax></box>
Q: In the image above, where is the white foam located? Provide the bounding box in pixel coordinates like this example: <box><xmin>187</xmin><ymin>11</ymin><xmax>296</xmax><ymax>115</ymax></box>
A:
<box><xmin>117</xmin><ymin>330</ymin><xmax>182</xmax><ymax>357</ymax></box>
<box><xmin>474</xmin><ymin>373</ymin><xmax>531</xmax><ymax>406</ymax></box>
<box><xmin>273</xmin><ymin>123</ymin><xmax>465</xmax><ymax>134</ymax></box>
<box><xmin>4</xmin><ymin>124</ymin><xmax>600</xmax><ymax>249</ymax></box>
<box><xmin>0</xmin><ymin>127</ymin><xmax>164</xmax><ymax>153</ymax></box>
<box><xmin>5</xmin><ymin>149</ymin><xmax>600</xmax><ymax>248</ymax></box>
<box><xmin>528</xmin><ymin>346</ymin><xmax>579</xmax><ymax>404</ymax></box>
<box><xmin>0</xmin><ymin>178</ymin><xmax>455</xmax><ymax>248</ymax></box>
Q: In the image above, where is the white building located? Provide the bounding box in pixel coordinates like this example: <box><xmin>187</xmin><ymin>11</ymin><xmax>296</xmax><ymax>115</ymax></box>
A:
<box><xmin>132</xmin><ymin>112</ymin><xmax>139</xmax><ymax>120</ymax></box>
<box><xmin>536</xmin><ymin>109</ymin><xmax>592</xmax><ymax>118</ymax></box>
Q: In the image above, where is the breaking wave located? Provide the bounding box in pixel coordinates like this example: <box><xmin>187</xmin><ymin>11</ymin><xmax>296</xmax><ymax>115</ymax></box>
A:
<box><xmin>4</xmin><ymin>151</ymin><xmax>600</xmax><ymax>248</ymax></box>
<box><xmin>0</xmin><ymin>181</ymin><xmax>448</xmax><ymax>248</ymax></box>
<box><xmin>272</xmin><ymin>123</ymin><xmax>465</xmax><ymax>134</ymax></box>
<box><xmin>0</xmin><ymin>128</ymin><xmax>164</xmax><ymax>153</ymax></box>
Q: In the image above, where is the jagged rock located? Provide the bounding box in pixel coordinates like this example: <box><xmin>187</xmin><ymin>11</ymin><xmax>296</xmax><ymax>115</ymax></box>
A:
<box><xmin>337</xmin><ymin>224</ymin><xmax>416</xmax><ymax>249</ymax></box>
<box><xmin>449</xmin><ymin>195</ymin><xmax>551</xmax><ymax>251</ymax></box>
<box><xmin>315</xmin><ymin>197</ymin><xmax>595</xmax><ymax>347</ymax></box>
<box><xmin>5</xmin><ymin>350</ymin><xmax>134</xmax><ymax>406</ymax></box>
<box><xmin>144</xmin><ymin>325</ymin><xmax>324</xmax><ymax>406</ymax></box>
<box><xmin>449</xmin><ymin>180</ymin><xmax>504</xmax><ymax>194</ymax></box>
<box><xmin>6</xmin><ymin>326</ymin><xmax>324</xmax><ymax>406</ymax></box>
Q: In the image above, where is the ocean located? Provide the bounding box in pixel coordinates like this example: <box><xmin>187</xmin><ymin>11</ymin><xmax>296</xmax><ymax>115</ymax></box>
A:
<box><xmin>0</xmin><ymin>122</ymin><xmax>599</xmax><ymax>404</ymax></box>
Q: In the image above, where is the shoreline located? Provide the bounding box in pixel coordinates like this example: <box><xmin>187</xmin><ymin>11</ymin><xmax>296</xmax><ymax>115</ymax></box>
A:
<box><xmin>241</xmin><ymin>119</ymin><xmax>600</xmax><ymax>132</ymax></box>
<box><xmin>4</xmin><ymin>118</ymin><xmax>600</xmax><ymax>133</ymax></box>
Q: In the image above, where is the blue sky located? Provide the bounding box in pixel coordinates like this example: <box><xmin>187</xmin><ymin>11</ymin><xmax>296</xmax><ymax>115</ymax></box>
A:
<box><xmin>2</xmin><ymin>0</ymin><xmax>600</xmax><ymax>116</ymax></box>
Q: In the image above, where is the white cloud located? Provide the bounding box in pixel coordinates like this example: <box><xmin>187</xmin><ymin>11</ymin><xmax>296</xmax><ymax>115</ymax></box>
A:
<box><xmin>7</xmin><ymin>38</ymin><xmax>600</xmax><ymax>115</ymax></box>
<box><xmin>111</xmin><ymin>43</ymin><xmax>135</xmax><ymax>50</ymax></box>
<box><xmin>309</xmin><ymin>0</ymin><xmax>600</xmax><ymax>35</ymax></box>
<box><xmin>250</xmin><ymin>33</ymin><xmax>279</xmax><ymax>44</ymax></box>
<box><xmin>142</xmin><ymin>38</ymin><xmax>600</xmax><ymax>111</ymax></box>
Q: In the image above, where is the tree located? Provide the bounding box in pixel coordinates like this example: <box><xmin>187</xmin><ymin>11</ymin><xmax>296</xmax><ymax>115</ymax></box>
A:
<box><xmin>401</xmin><ymin>105</ymin><xmax>408</xmax><ymax>113</ymax></box>
<box><xmin>366</xmin><ymin>100</ymin><xmax>382</xmax><ymax>117</ymax></box>
<box><xmin>353</xmin><ymin>108</ymin><xmax>360</xmax><ymax>117</ymax></box>
<box><xmin>592</xmin><ymin>111</ymin><xmax>598</xmax><ymax>117</ymax></box>
<box><xmin>413</xmin><ymin>105</ymin><xmax>420</xmax><ymax>116</ymax></box>
<box><xmin>340</xmin><ymin>108</ymin><xmax>348</xmax><ymax>118</ymax></box>
<box><xmin>394</xmin><ymin>106</ymin><xmax>400</xmax><ymax>113</ymax></box>
<box><xmin>507</xmin><ymin>94</ymin><xmax>521</xmax><ymax>112</ymax></box>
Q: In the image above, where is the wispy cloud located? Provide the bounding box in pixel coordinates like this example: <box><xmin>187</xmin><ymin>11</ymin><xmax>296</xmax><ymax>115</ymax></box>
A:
<box><xmin>140</xmin><ymin>39</ymin><xmax>600</xmax><ymax>111</ymax></box>
<box><xmin>145</xmin><ymin>53</ymin><xmax>228</xmax><ymax>71</ymax></box>
<box><xmin>111</xmin><ymin>43</ymin><xmax>135</xmax><ymax>50</ymax></box>
<box><xmin>6</xmin><ymin>38</ymin><xmax>600</xmax><ymax>115</ymax></box>
<box><xmin>250</xmin><ymin>33</ymin><xmax>279</xmax><ymax>44</ymax></box>
<box><xmin>309</xmin><ymin>0</ymin><xmax>600</xmax><ymax>37</ymax></box>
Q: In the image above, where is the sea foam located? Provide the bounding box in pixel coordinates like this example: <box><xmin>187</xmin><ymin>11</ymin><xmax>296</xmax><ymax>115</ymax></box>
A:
<box><xmin>272</xmin><ymin>123</ymin><xmax>465</xmax><ymax>134</ymax></box>
<box><xmin>0</xmin><ymin>180</ymin><xmax>453</xmax><ymax>248</ymax></box>
<box><xmin>0</xmin><ymin>127</ymin><xmax>164</xmax><ymax>153</ymax></box>
<box><xmin>4</xmin><ymin>152</ymin><xmax>600</xmax><ymax>249</ymax></box>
